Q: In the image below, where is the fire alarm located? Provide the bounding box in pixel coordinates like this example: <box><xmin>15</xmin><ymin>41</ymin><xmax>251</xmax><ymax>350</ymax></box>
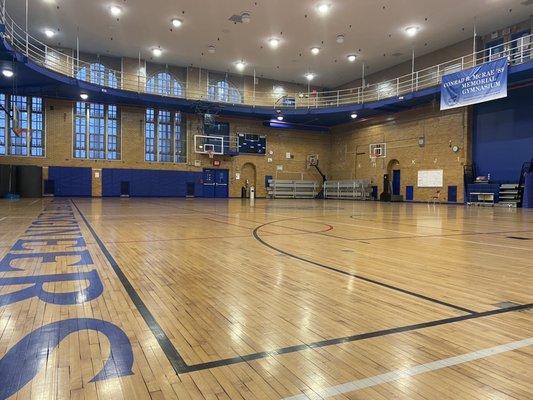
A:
<box><xmin>212</xmin><ymin>160</ymin><xmax>221</xmax><ymax>167</ymax></box>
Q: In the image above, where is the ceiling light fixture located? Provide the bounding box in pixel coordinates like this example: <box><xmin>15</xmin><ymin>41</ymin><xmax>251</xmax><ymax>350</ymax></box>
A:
<box><xmin>317</xmin><ymin>3</ymin><xmax>331</xmax><ymax>14</ymax></box>
<box><xmin>268</xmin><ymin>38</ymin><xmax>280</xmax><ymax>49</ymax></box>
<box><xmin>347</xmin><ymin>54</ymin><xmax>357</xmax><ymax>62</ymax></box>
<box><xmin>171</xmin><ymin>18</ymin><xmax>183</xmax><ymax>28</ymax></box>
<box><xmin>311</xmin><ymin>47</ymin><xmax>320</xmax><ymax>55</ymax></box>
<box><xmin>305</xmin><ymin>72</ymin><xmax>315</xmax><ymax>81</ymax></box>
<box><xmin>1</xmin><ymin>69</ymin><xmax>14</xmax><ymax>78</ymax></box>
<box><xmin>110</xmin><ymin>5</ymin><xmax>122</xmax><ymax>17</ymax></box>
<box><xmin>405</xmin><ymin>26</ymin><xmax>420</xmax><ymax>37</ymax></box>
<box><xmin>152</xmin><ymin>48</ymin><xmax>162</xmax><ymax>57</ymax></box>
<box><xmin>336</xmin><ymin>34</ymin><xmax>345</xmax><ymax>44</ymax></box>
<box><xmin>80</xmin><ymin>93</ymin><xmax>89</xmax><ymax>100</ymax></box>
<box><xmin>207</xmin><ymin>45</ymin><xmax>216</xmax><ymax>53</ymax></box>
<box><xmin>44</xmin><ymin>28</ymin><xmax>55</xmax><ymax>38</ymax></box>
<box><xmin>241</xmin><ymin>12</ymin><xmax>251</xmax><ymax>23</ymax></box>
<box><xmin>350</xmin><ymin>112</ymin><xmax>358</xmax><ymax>119</ymax></box>
<box><xmin>235</xmin><ymin>60</ymin><xmax>246</xmax><ymax>71</ymax></box>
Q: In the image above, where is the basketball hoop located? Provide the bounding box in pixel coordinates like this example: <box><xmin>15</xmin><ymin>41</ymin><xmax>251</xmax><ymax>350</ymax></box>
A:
<box><xmin>13</xmin><ymin>128</ymin><xmax>29</xmax><ymax>137</ymax></box>
<box><xmin>207</xmin><ymin>149</ymin><xmax>215</xmax><ymax>159</ymax></box>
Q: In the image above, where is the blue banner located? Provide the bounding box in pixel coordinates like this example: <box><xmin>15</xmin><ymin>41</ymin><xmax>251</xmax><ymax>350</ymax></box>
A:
<box><xmin>440</xmin><ymin>58</ymin><xmax>508</xmax><ymax>110</ymax></box>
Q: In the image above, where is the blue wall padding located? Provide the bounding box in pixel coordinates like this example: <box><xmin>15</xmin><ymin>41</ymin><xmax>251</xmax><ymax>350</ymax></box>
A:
<box><xmin>48</xmin><ymin>166</ymin><xmax>92</xmax><ymax>197</ymax></box>
<box><xmin>473</xmin><ymin>86</ymin><xmax>533</xmax><ymax>183</ymax></box>
<box><xmin>102</xmin><ymin>168</ymin><xmax>203</xmax><ymax>197</ymax></box>
<box><xmin>523</xmin><ymin>172</ymin><xmax>533</xmax><ymax>208</ymax></box>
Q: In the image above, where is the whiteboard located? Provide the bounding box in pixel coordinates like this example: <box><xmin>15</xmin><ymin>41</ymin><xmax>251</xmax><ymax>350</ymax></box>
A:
<box><xmin>417</xmin><ymin>170</ymin><xmax>443</xmax><ymax>187</ymax></box>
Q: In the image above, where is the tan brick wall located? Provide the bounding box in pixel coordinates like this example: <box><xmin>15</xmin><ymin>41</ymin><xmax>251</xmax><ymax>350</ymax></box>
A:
<box><xmin>0</xmin><ymin>99</ymin><xmax>329</xmax><ymax>198</ymax></box>
<box><xmin>328</xmin><ymin>103</ymin><xmax>470</xmax><ymax>202</ymax></box>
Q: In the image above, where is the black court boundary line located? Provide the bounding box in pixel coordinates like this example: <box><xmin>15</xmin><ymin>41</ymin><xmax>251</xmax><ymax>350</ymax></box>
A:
<box><xmin>184</xmin><ymin>302</ymin><xmax>533</xmax><ymax>372</ymax></box>
<box><xmin>71</xmin><ymin>200</ymin><xmax>194</xmax><ymax>373</ymax></box>
<box><xmin>253</xmin><ymin>220</ymin><xmax>476</xmax><ymax>314</ymax></box>
<box><xmin>73</xmin><ymin>200</ymin><xmax>532</xmax><ymax>375</ymax></box>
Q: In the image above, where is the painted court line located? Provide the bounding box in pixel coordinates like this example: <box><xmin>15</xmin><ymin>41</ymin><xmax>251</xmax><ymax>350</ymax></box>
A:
<box><xmin>284</xmin><ymin>337</ymin><xmax>533</xmax><ymax>400</ymax></box>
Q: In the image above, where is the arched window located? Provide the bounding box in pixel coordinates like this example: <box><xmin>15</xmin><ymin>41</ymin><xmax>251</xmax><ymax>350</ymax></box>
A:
<box><xmin>75</xmin><ymin>63</ymin><xmax>118</xmax><ymax>89</ymax></box>
<box><xmin>208</xmin><ymin>80</ymin><xmax>242</xmax><ymax>104</ymax></box>
<box><xmin>146</xmin><ymin>72</ymin><xmax>183</xmax><ymax>97</ymax></box>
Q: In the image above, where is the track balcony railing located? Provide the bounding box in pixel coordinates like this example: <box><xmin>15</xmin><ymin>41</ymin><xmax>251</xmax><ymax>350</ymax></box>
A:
<box><xmin>1</xmin><ymin>8</ymin><xmax>532</xmax><ymax>110</ymax></box>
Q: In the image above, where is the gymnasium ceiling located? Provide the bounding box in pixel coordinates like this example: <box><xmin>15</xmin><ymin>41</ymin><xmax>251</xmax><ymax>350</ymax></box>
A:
<box><xmin>6</xmin><ymin>0</ymin><xmax>533</xmax><ymax>87</ymax></box>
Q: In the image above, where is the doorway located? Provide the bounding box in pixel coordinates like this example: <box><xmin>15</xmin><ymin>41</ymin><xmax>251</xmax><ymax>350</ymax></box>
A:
<box><xmin>203</xmin><ymin>169</ymin><xmax>229</xmax><ymax>198</ymax></box>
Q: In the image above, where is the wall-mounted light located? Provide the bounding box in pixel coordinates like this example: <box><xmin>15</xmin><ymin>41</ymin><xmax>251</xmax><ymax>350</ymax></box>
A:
<box><xmin>1</xmin><ymin>69</ymin><xmax>14</xmax><ymax>78</ymax></box>
<box><xmin>80</xmin><ymin>93</ymin><xmax>89</xmax><ymax>100</ymax></box>
<box><xmin>350</xmin><ymin>112</ymin><xmax>358</xmax><ymax>119</ymax></box>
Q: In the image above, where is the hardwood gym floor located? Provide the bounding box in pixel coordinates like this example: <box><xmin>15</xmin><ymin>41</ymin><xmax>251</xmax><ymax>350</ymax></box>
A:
<box><xmin>0</xmin><ymin>197</ymin><xmax>532</xmax><ymax>399</ymax></box>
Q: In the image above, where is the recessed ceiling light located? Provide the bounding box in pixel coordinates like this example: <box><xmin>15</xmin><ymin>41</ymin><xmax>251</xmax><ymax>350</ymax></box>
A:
<box><xmin>350</xmin><ymin>112</ymin><xmax>358</xmax><ymax>119</ymax></box>
<box><xmin>311</xmin><ymin>47</ymin><xmax>320</xmax><ymax>55</ymax></box>
<box><xmin>235</xmin><ymin>61</ymin><xmax>246</xmax><ymax>71</ymax></box>
<box><xmin>336</xmin><ymin>34</ymin><xmax>345</xmax><ymax>44</ymax></box>
<box><xmin>152</xmin><ymin>48</ymin><xmax>162</xmax><ymax>57</ymax></box>
<box><xmin>110</xmin><ymin>5</ymin><xmax>122</xmax><ymax>16</ymax></box>
<box><xmin>2</xmin><ymin>69</ymin><xmax>14</xmax><ymax>78</ymax></box>
<box><xmin>305</xmin><ymin>72</ymin><xmax>315</xmax><ymax>81</ymax></box>
<box><xmin>44</xmin><ymin>28</ymin><xmax>55</xmax><ymax>38</ymax></box>
<box><xmin>277</xmin><ymin>115</ymin><xmax>284</xmax><ymax>121</ymax></box>
<box><xmin>268</xmin><ymin>38</ymin><xmax>280</xmax><ymax>49</ymax></box>
<box><xmin>347</xmin><ymin>54</ymin><xmax>357</xmax><ymax>62</ymax></box>
<box><xmin>317</xmin><ymin>3</ymin><xmax>331</xmax><ymax>14</ymax></box>
<box><xmin>171</xmin><ymin>18</ymin><xmax>182</xmax><ymax>28</ymax></box>
<box><xmin>405</xmin><ymin>26</ymin><xmax>420</xmax><ymax>37</ymax></box>
<box><xmin>241</xmin><ymin>12</ymin><xmax>251</xmax><ymax>23</ymax></box>
<box><xmin>207</xmin><ymin>45</ymin><xmax>216</xmax><ymax>53</ymax></box>
<box><xmin>80</xmin><ymin>93</ymin><xmax>89</xmax><ymax>100</ymax></box>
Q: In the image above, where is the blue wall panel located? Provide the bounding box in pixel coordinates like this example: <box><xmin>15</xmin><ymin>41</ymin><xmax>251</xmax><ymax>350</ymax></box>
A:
<box><xmin>473</xmin><ymin>86</ymin><xmax>533</xmax><ymax>183</ymax></box>
<box><xmin>48</xmin><ymin>166</ymin><xmax>92</xmax><ymax>197</ymax></box>
<box><xmin>102</xmin><ymin>168</ymin><xmax>202</xmax><ymax>197</ymax></box>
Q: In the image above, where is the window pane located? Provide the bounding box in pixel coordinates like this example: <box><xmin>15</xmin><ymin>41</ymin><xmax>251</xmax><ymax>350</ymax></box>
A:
<box><xmin>175</xmin><ymin>112</ymin><xmax>186</xmax><ymax>163</ymax></box>
<box><xmin>74</xmin><ymin>102</ymin><xmax>87</xmax><ymax>158</ymax></box>
<box><xmin>145</xmin><ymin>109</ymin><xmax>156</xmax><ymax>161</ymax></box>
<box><xmin>158</xmin><ymin>110</ymin><xmax>173</xmax><ymax>162</ymax></box>
<box><xmin>107</xmin><ymin>105</ymin><xmax>119</xmax><ymax>160</ymax></box>
<box><xmin>10</xmin><ymin>96</ymin><xmax>28</xmax><ymax>156</ymax></box>
<box><xmin>88</xmin><ymin>103</ymin><xmax>105</xmax><ymax>159</ymax></box>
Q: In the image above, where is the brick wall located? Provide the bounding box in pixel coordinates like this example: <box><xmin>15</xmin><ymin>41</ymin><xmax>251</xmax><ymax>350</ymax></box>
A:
<box><xmin>0</xmin><ymin>98</ymin><xmax>329</xmax><ymax>198</ymax></box>
<box><xmin>328</xmin><ymin>102</ymin><xmax>470</xmax><ymax>202</ymax></box>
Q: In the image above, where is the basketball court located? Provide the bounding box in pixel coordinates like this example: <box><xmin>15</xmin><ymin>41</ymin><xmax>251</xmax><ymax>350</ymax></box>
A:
<box><xmin>1</xmin><ymin>198</ymin><xmax>531</xmax><ymax>399</ymax></box>
<box><xmin>1</xmin><ymin>0</ymin><xmax>533</xmax><ymax>399</ymax></box>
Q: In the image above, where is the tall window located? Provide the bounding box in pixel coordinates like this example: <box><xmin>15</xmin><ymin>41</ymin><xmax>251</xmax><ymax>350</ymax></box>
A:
<box><xmin>74</xmin><ymin>102</ymin><xmax>120</xmax><ymax>160</ymax></box>
<box><xmin>208</xmin><ymin>80</ymin><xmax>242</xmax><ymax>103</ymax></box>
<box><xmin>0</xmin><ymin>94</ymin><xmax>45</xmax><ymax>157</ymax></box>
<box><xmin>146</xmin><ymin>72</ymin><xmax>183</xmax><ymax>96</ymax></box>
<box><xmin>76</xmin><ymin>63</ymin><xmax>118</xmax><ymax>88</ymax></box>
<box><xmin>145</xmin><ymin>108</ymin><xmax>186</xmax><ymax>163</ymax></box>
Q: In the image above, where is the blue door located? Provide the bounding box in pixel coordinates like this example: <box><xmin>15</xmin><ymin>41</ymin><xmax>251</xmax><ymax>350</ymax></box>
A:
<box><xmin>392</xmin><ymin>169</ymin><xmax>401</xmax><ymax>196</ymax></box>
<box><xmin>406</xmin><ymin>186</ymin><xmax>414</xmax><ymax>201</ymax></box>
<box><xmin>214</xmin><ymin>169</ymin><xmax>229</xmax><ymax>198</ymax></box>
<box><xmin>203</xmin><ymin>169</ymin><xmax>216</xmax><ymax>198</ymax></box>
<box><xmin>448</xmin><ymin>186</ymin><xmax>457</xmax><ymax>203</ymax></box>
